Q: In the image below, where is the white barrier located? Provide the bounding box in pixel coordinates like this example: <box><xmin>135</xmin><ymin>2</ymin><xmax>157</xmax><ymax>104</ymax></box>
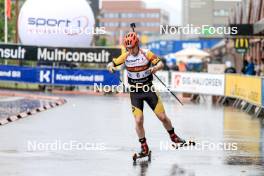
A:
<box><xmin>170</xmin><ymin>72</ymin><xmax>225</xmax><ymax>96</ymax></box>
<box><xmin>153</xmin><ymin>71</ymin><xmax>169</xmax><ymax>92</ymax></box>
<box><xmin>123</xmin><ymin>70</ymin><xmax>225</xmax><ymax>95</ymax></box>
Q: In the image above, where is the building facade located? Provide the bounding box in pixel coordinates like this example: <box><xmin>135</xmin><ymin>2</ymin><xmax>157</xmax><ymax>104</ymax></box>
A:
<box><xmin>229</xmin><ymin>0</ymin><xmax>264</xmax><ymax>74</ymax></box>
<box><xmin>182</xmin><ymin>0</ymin><xmax>239</xmax><ymax>39</ymax></box>
<box><xmin>212</xmin><ymin>0</ymin><xmax>264</xmax><ymax>74</ymax></box>
<box><xmin>99</xmin><ymin>0</ymin><xmax>169</xmax><ymax>45</ymax></box>
<box><xmin>183</xmin><ymin>0</ymin><xmax>239</xmax><ymax>26</ymax></box>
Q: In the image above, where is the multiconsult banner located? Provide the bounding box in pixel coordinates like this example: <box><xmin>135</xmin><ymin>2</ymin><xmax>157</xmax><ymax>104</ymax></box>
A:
<box><xmin>225</xmin><ymin>74</ymin><xmax>262</xmax><ymax>106</ymax></box>
<box><xmin>0</xmin><ymin>44</ymin><xmax>121</xmax><ymax>64</ymax></box>
<box><xmin>0</xmin><ymin>65</ymin><xmax>120</xmax><ymax>86</ymax></box>
<box><xmin>170</xmin><ymin>72</ymin><xmax>225</xmax><ymax>95</ymax></box>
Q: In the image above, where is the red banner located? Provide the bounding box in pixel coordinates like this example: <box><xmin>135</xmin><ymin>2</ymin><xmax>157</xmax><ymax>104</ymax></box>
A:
<box><xmin>6</xmin><ymin>0</ymin><xmax>11</xmax><ymax>19</ymax></box>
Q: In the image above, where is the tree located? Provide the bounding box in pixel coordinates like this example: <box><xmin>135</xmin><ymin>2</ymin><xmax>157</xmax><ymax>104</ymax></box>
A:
<box><xmin>0</xmin><ymin>0</ymin><xmax>16</xmax><ymax>42</ymax></box>
<box><xmin>95</xmin><ymin>37</ymin><xmax>107</xmax><ymax>46</ymax></box>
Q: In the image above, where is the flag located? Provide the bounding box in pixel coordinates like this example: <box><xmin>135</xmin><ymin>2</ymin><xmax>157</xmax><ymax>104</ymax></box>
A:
<box><xmin>6</xmin><ymin>0</ymin><xmax>12</xmax><ymax>19</ymax></box>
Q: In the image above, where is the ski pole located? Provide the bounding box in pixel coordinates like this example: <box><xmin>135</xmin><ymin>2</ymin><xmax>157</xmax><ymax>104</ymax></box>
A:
<box><xmin>153</xmin><ymin>73</ymin><xmax>183</xmax><ymax>106</ymax></box>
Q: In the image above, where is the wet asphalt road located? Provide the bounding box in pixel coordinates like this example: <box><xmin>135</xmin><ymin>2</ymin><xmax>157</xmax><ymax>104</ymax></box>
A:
<box><xmin>0</xmin><ymin>94</ymin><xmax>263</xmax><ymax>176</ymax></box>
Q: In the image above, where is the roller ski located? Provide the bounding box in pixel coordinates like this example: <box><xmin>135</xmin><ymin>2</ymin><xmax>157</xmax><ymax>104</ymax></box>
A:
<box><xmin>170</xmin><ymin>133</ymin><xmax>195</xmax><ymax>149</ymax></box>
<box><xmin>132</xmin><ymin>150</ymin><xmax>152</xmax><ymax>162</ymax></box>
<box><xmin>132</xmin><ymin>139</ymin><xmax>151</xmax><ymax>162</ymax></box>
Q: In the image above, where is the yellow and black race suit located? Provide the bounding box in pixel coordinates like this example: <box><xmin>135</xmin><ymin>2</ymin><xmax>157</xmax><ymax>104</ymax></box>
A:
<box><xmin>112</xmin><ymin>49</ymin><xmax>165</xmax><ymax>117</ymax></box>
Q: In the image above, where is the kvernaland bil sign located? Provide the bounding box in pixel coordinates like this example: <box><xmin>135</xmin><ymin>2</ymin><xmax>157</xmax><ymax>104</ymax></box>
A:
<box><xmin>18</xmin><ymin>0</ymin><xmax>95</xmax><ymax>47</ymax></box>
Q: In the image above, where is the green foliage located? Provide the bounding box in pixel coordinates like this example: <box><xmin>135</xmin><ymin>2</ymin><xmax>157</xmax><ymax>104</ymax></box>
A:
<box><xmin>0</xmin><ymin>0</ymin><xmax>17</xmax><ymax>42</ymax></box>
<box><xmin>95</xmin><ymin>37</ymin><xmax>107</xmax><ymax>46</ymax></box>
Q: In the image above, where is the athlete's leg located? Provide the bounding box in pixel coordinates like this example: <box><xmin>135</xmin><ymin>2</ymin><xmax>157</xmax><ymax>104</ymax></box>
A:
<box><xmin>130</xmin><ymin>91</ymin><xmax>149</xmax><ymax>154</ymax></box>
<box><xmin>144</xmin><ymin>90</ymin><xmax>172</xmax><ymax>129</ymax></box>
<box><xmin>133</xmin><ymin>111</ymin><xmax>145</xmax><ymax>139</ymax></box>
<box><xmin>130</xmin><ymin>92</ymin><xmax>145</xmax><ymax>138</ymax></box>
<box><xmin>145</xmin><ymin>90</ymin><xmax>185</xmax><ymax>143</ymax></box>
<box><xmin>156</xmin><ymin>112</ymin><xmax>174</xmax><ymax>131</ymax></box>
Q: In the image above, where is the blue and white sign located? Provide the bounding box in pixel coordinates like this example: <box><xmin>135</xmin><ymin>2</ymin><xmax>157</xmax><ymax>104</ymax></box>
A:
<box><xmin>146</xmin><ymin>39</ymin><xmax>220</xmax><ymax>56</ymax></box>
<box><xmin>38</xmin><ymin>68</ymin><xmax>53</xmax><ymax>84</ymax></box>
<box><xmin>0</xmin><ymin>65</ymin><xmax>120</xmax><ymax>86</ymax></box>
<box><xmin>53</xmin><ymin>68</ymin><xmax>119</xmax><ymax>85</ymax></box>
<box><xmin>0</xmin><ymin>65</ymin><xmax>37</xmax><ymax>83</ymax></box>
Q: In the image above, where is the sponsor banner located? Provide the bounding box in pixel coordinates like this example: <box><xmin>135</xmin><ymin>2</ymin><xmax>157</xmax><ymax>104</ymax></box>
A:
<box><xmin>52</xmin><ymin>69</ymin><xmax>119</xmax><ymax>86</ymax></box>
<box><xmin>225</xmin><ymin>74</ymin><xmax>262</xmax><ymax>106</ymax></box>
<box><xmin>0</xmin><ymin>65</ymin><xmax>119</xmax><ymax>86</ymax></box>
<box><xmin>171</xmin><ymin>72</ymin><xmax>225</xmax><ymax>95</ymax></box>
<box><xmin>0</xmin><ymin>65</ymin><xmax>38</xmax><ymax>83</ymax></box>
<box><xmin>0</xmin><ymin>44</ymin><xmax>120</xmax><ymax>63</ymax></box>
<box><xmin>153</xmin><ymin>71</ymin><xmax>169</xmax><ymax>92</ymax></box>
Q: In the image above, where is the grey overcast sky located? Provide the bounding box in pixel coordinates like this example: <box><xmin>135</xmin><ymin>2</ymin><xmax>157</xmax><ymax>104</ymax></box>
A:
<box><xmin>143</xmin><ymin>0</ymin><xmax>182</xmax><ymax>25</ymax></box>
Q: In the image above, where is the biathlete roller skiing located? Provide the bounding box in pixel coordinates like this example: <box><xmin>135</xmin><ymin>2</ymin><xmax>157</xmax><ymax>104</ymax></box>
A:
<box><xmin>107</xmin><ymin>23</ymin><xmax>195</xmax><ymax>162</ymax></box>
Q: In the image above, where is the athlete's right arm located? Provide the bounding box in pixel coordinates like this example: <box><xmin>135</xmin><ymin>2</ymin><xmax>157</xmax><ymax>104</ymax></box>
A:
<box><xmin>107</xmin><ymin>53</ymin><xmax>128</xmax><ymax>73</ymax></box>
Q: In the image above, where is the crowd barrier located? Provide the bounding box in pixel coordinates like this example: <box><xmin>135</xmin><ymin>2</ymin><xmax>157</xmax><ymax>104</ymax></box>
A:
<box><xmin>0</xmin><ymin>65</ymin><xmax>263</xmax><ymax>116</ymax></box>
<box><xmin>225</xmin><ymin>74</ymin><xmax>262</xmax><ymax>107</ymax></box>
<box><xmin>124</xmin><ymin>71</ymin><xmax>264</xmax><ymax>117</ymax></box>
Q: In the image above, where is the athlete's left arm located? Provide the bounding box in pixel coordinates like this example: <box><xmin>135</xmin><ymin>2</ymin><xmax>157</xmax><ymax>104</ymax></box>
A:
<box><xmin>153</xmin><ymin>61</ymin><xmax>164</xmax><ymax>72</ymax></box>
<box><xmin>146</xmin><ymin>50</ymin><xmax>164</xmax><ymax>74</ymax></box>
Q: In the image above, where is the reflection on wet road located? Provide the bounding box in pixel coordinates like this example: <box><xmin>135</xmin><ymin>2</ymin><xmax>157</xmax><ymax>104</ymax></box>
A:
<box><xmin>0</xmin><ymin>95</ymin><xmax>263</xmax><ymax>176</ymax></box>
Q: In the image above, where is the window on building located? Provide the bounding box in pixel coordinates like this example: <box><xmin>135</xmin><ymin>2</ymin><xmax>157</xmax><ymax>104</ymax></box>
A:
<box><xmin>104</xmin><ymin>12</ymin><xmax>119</xmax><ymax>18</ymax></box>
<box><xmin>121</xmin><ymin>22</ymin><xmax>127</xmax><ymax>27</ymax></box>
<box><xmin>127</xmin><ymin>13</ymin><xmax>133</xmax><ymax>18</ymax></box>
<box><xmin>121</xmin><ymin>13</ymin><xmax>127</xmax><ymax>18</ymax></box>
<box><xmin>214</xmin><ymin>9</ymin><xmax>229</xmax><ymax>17</ymax></box>
<box><xmin>140</xmin><ymin>13</ymin><xmax>145</xmax><ymax>18</ymax></box>
<box><xmin>104</xmin><ymin>22</ymin><xmax>119</xmax><ymax>27</ymax></box>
